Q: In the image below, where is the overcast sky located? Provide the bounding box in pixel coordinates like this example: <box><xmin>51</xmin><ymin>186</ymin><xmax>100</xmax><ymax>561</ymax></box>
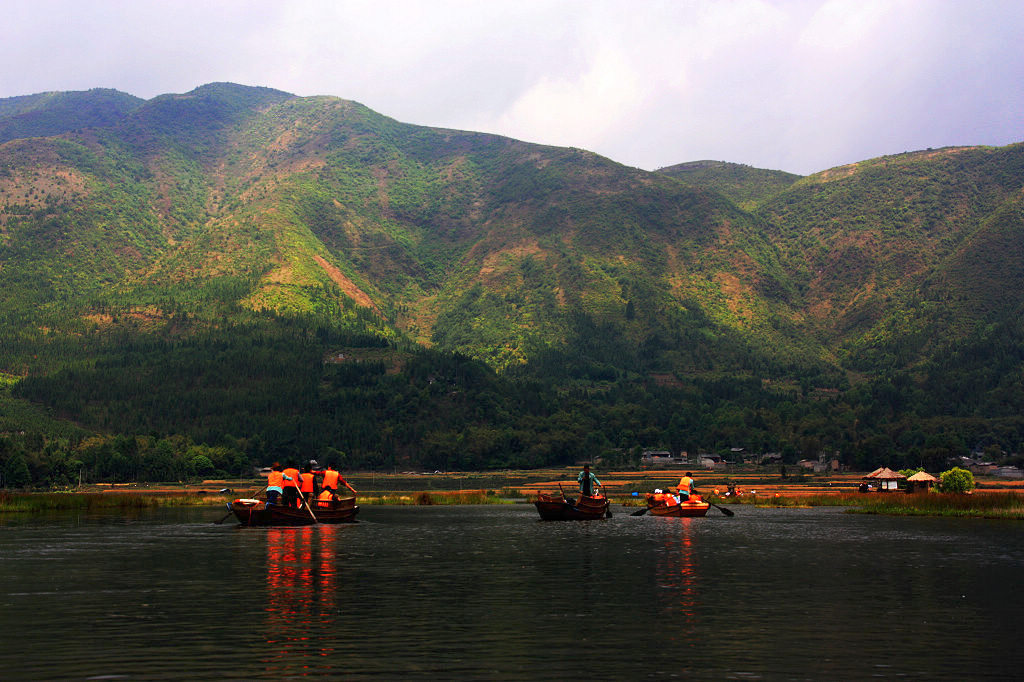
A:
<box><xmin>2</xmin><ymin>0</ymin><xmax>1022</xmax><ymax>175</ymax></box>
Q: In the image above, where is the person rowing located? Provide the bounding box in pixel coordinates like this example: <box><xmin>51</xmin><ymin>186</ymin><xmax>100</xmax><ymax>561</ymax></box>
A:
<box><xmin>282</xmin><ymin>463</ymin><xmax>302</xmax><ymax>508</ymax></box>
<box><xmin>265</xmin><ymin>463</ymin><xmax>287</xmax><ymax>507</ymax></box>
<box><xmin>676</xmin><ymin>472</ymin><xmax>695</xmax><ymax>502</ymax></box>
<box><xmin>577</xmin><ymin>463</ymin><xmax>602</xmax><ymax>497</ymax></box>
<box><xmin>300</xmin><ymin>463</ymin><xmax>318</xmax><ymax>506</ymax></box>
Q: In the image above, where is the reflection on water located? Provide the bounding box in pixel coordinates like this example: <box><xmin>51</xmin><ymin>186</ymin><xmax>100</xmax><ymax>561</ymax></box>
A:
<box><xmin>0</xmin><ymin>505</ymin><xmax>1022</xmax><ymax>679</ymax></box>
<box><xmin>263</xmin><ymin>526</ymin><xmax>340</xmax><ymax>675</ymax></box>
<box><xmin>656</xmin><ymin>517</ymin><xmax>699</xmax><ymax>643</ymax></box>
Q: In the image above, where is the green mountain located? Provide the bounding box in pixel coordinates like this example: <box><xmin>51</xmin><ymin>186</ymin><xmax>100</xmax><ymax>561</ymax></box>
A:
<box><xmin>0</xmin><ymin>88</ymin><xmax>143</xmax><ymax>144</ymax></box>
<box><xmin>657</xmin><ymin>160</ymin><xmax>801</xmax><ymax>209</ymax></box>
<box><xmin>1</xmin><ymin>83</ymin><xmax>1023</xmax><ymax>484</ymax></box>
<box><xmin>756</xmin><ymin>145</ymin><xmax>1024</xmax><ymax>366</ymax></box>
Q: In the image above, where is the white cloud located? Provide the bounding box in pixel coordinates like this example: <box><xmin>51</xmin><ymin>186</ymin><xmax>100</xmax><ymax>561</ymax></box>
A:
<box><xmin>1</xmin><ymin>0</ymin><xmax>1022</xmax><ymax>175</ymax></box>
<box><xmin>468</xmin><ymin>45</ymin><xmax>644</xmax><ymax>151</ymax></box>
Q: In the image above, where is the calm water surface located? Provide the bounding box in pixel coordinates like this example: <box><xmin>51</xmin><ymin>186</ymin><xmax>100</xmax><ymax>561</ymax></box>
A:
<box><xmin>1</xmin><ymin>504</ymin><xmax>1022</xmax><ymax>680</ymax></box>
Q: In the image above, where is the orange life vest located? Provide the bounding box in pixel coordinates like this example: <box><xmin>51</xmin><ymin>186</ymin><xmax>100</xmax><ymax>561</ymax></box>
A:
<box><xmin>317</xmin><ymin>489</ymin><xmax>335</xmax><ymax>507</ymax></box>
<box><xmin>322</xmin><ymin>469</ymin><xmax>340</xmax><ymax>489</ymax></box>
<box><xmin>282</xmin><ymin>468</ymin><xmax>300</xmax><ymax>488</ymax></box>
<box><xmin>267</xmin><ymin>470</ymin><xmax>285</xmax><ymax>488</ymax></box>
<box><xmin>300</xmin><ymin>472</ymin><xmax>315</xmax><ymax>493</ymax></box>
<box><xmin>678</xmin><ymin>476</ymin><xmax>694</xmax><ymax>493</ymax></box>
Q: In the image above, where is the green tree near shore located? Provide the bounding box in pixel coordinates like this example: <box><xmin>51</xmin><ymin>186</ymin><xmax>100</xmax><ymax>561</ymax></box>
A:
<box><xmin>938</xmin><ymin>466</ymin><xmax>975</xmax><ymax>493</ymax></box>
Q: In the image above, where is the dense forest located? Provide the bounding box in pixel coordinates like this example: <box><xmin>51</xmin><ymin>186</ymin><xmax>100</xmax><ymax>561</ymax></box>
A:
<box><xmin>1</xmin><ymin>84</ymin><xmax>1023</xmax><ymax>488</ymax></box>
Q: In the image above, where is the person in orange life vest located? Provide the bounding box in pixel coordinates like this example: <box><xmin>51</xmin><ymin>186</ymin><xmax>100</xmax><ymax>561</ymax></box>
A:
<box><xmin>676</xmin><ymin>472</ymin><xmax>695</xmax><ymax>501</ymax></box>
<box><xmin>266</xmin><ymin>463</ymin><xmax>286</xmax><ymax>507</ymax></box>
<box><xmin>299</xmin><ymin>463</ymin><xmax>318</xmax><ymax>505</ymax></box>
<box><xmin>318</xmin><ymin>463</ymin><xmax>357</xmax><ymax>495</ymax></box>
<box><xmin>282</xmin><ymin>464</ymin><xmax>302</xmax><ymax>508</ymax></box>
<box><xmin>317</xmin><ymin>488</ymin><xmax>336</xmax><ymax>508</ymax></box>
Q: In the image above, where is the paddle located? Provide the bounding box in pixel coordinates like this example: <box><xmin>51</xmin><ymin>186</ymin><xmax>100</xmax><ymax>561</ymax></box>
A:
<box><xmin>691</xmin><ymin>486</ymin><xmax>734</xmax><ymax>516</ymax></box>
<box><xmin>709</xmin><ymin>501</ymin><xmax>735</xmax><ymax>517</ymax></box>
<box><xmin>557</xmin><ymin>482</ymin><xmax>575</xmax><ymax>506</ymax></box>
<box><xmin>297</xmin><ymin>488</ymin><xmax>318</xmax><ymax>523</ymax></box>
<box><xmin>214</xmin><ymin>506</ymin><xmax>235</xmax><ymax>524</ymax></box>
<box><xmin>630</xmin><ymin>505</ymin><xmax>648</xmax><ymax>516</ymax></box>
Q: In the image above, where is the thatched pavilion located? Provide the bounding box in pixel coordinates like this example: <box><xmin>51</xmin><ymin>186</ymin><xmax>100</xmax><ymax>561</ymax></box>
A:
<box><xmin>863</xmin><ymin>467</ymin><xmax>906</xmax><ymax>491</ymax></box>
<box><xmin>906</xmin><ymin>470</ymin><xmax>938</xmax><ymax>493</ymax></box>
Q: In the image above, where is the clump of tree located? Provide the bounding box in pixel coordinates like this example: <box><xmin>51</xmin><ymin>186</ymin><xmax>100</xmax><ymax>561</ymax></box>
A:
<box><xmin>938</xmin><ymin>466</ymin><xmax>975</xmax><ymax>494</ymax></box>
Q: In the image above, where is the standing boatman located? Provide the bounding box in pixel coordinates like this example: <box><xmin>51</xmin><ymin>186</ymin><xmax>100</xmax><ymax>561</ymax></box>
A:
<box><xmin>282</xmin><ymin>463</ymin><xmax>302</xmax><ymax>507</ymax></box>
<box><xmin>577</xmin><ymin>463</ymin><xmax>602</xmax><ymax>497</ymax></box>
<box><xmin>676</xmin><ymin>472</ymin><xmax>695</xmax><ymax>501</ymax></box>
<box><xmin>299</xmin><ymin>463</ymin><xmax>318</xmax><ymax>506</ymax></box>
<box><xmin>266</xmin><ymin>462</ymin><xmax>287</xmax><ymax>507</ymax></box>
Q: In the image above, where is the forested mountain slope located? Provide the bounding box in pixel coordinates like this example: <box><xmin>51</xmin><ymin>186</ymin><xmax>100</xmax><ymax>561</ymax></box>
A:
<box><xmin>756</xmin><ymin>145</ymin><xmax>1024</xmax><ymax>368</ymax></box>
<box><xmin>0</xmin><ymin>88</ymin><xmax>143</xmax><ymax>144</ymax></box>
<box><xmin>1</xmin><ymin>83</ymin><xmax>1023</xmax><ymax>484</ymax></box>
<box><xmin>657</xmin><ymin>160</ymin><xmax>801</xmax><ymax>209</ymax></box>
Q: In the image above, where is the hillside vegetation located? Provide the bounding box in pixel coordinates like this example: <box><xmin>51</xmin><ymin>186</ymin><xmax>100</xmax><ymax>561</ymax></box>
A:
<box><xmin>1</xmin><ymin>83</ymin><xmax>1022</xmax><ymax>487</ymax></box>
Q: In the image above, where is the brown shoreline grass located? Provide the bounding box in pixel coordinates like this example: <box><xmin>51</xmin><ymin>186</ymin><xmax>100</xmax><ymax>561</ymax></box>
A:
<box><xmin>4</xmin><ymin>477</ymin><xmax>1023</xmax><ymax>519</ymax></box>
<box><xmin>0</xmin><ymin>491</ymin><xmax>231</xmax><ymax>513</ymax></box>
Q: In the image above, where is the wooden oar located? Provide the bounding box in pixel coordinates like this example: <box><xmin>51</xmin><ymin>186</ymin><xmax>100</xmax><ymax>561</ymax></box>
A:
<box><xmin>709</xmin><ymin>501</ymin><xmax>734</xmax><ymax>517</ymax></box>
<box><xmin>214</xmin><ymin>505</ymin><xmax>235</xmax><ymax>524</ymax></box>
<box><xmin>691</xmin><ymin>487</ymin><xmax>734</xmax><ymax>516</ymax></box>
<box><xmin>630</xmin><ymin>505</ymin><xmax>649</xmax><ymax>516</ymax></box>
<box><xmin>298</xmin><ymin>488</ymin><xmax>318</xmax><ymax>523</ymax></box>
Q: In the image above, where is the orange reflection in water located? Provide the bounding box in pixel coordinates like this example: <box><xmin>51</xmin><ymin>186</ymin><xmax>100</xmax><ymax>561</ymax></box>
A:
<box><xmin>262</xmin><ymin>526</ymin><xmax>341</xmax><ymax>676</ymax></box>
<box><xmin>655</xmin><ymin>517</ymin><xmax>700</xmax><ymax>641</ymax></box>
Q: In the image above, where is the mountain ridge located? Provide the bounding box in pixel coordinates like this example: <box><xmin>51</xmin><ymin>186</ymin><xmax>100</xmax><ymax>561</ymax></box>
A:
<box><xmin>1</xmin><ymin>82</ymin><xmax>1023</xmax><ymax>480</ymax></box>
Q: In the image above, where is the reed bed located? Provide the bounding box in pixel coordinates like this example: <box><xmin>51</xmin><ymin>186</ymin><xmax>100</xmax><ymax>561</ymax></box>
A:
<box><xmin>358</xmin><ymin>490</ymin><xmax>512</xmax><ymax>505</ymax></box>
<box><xmin>0</xmin><ymin>491</ymin><xmax>229</xmax><ymax>513</ymax></box>
<box><xmin>853</xmin><ymin>492</ymin><xmax>1024</xmax><ymax>519</ymax></box>
<box><xmin>737</xmin><ymin>493</ymin><xmax>865</xmax><ymax>508</ymax></box>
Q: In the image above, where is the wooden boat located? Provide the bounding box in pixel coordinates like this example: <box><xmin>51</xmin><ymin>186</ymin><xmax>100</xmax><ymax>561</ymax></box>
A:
<box><xmin>645</xmin><ymin>493</ymin><xmax>710</xmax><ymax>518</ymax></box>
<box><xmin>228</xmin><ymin>496</ymin><xmax>359</xmax><ymax>526</ymax></box>
<box><xmin>534</xmin><ymin>492</ymin><xmax>610</xmax><ymax>520</ymax></box>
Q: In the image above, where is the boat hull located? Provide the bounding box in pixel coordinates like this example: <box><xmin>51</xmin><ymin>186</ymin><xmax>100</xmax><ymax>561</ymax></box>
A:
<box><xmin>645</xmin><ymin>494</ymin><xmax>710</xmax><ymax>517</ymax></box>
<box><xmin>230</xmin><ymin>497</ymin><xmax>359</xmax><ymax>526</ymax></box>
<box><xmin>534</xmin><ymin>494</ymin><xmax>609</xmax><ymax>520</ymax></box>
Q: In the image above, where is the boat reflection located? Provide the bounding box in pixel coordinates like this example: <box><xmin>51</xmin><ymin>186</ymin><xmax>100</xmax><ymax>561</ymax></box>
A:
<box><xmin>655</xmin><ymin>517</ymin><xmax>699</xmax><ymax>642</ymax></box>
<box><xmin>262</xmin><ymin>526</ymin><xmax>341</xmax><ymax>675</ymax></box>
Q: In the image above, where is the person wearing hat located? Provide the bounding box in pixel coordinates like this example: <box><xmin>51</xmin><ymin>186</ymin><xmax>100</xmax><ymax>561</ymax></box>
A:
<box><xmin>266</xmin><ymin>462</ymin><xmax>287</xmax><ymax>506</ymax></box>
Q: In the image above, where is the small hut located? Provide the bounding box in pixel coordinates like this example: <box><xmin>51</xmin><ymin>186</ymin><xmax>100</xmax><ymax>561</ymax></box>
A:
<box><xmin>863</xmin><ymin>467</ymin><xmax>906</xmax><ymax>492</ymax></box>
<box><xmin>906</xmin><ymin>470</ymin><xmax>938</xmax><ymax>493</ymax></box>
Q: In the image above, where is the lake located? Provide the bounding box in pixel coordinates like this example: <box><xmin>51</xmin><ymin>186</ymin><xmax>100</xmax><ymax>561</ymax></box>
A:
<box><xmin>1</xmin><ymin>503</ymin><xmax>1022</xmax><ymax>679</ymax></box>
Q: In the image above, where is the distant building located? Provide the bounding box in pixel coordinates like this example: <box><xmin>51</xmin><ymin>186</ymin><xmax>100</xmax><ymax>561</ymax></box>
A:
<box><xmin>906</xmin><ymin>471</ymin><xmax>938</xmax><ymax>492</ymax></box>
<box><xmin>863</xmin><ymin>467</ymin><xmax>905</xmax><ymax>491</ymax></box>
<box><xmin>698</xmin><ymin>454</ymin><xmax>725</xmax><ymax>470</ymax></box>
<box><xmin>641</xmin><ymin>450</ymin><xmax>686</xmax><ymax>468</ymax></box>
